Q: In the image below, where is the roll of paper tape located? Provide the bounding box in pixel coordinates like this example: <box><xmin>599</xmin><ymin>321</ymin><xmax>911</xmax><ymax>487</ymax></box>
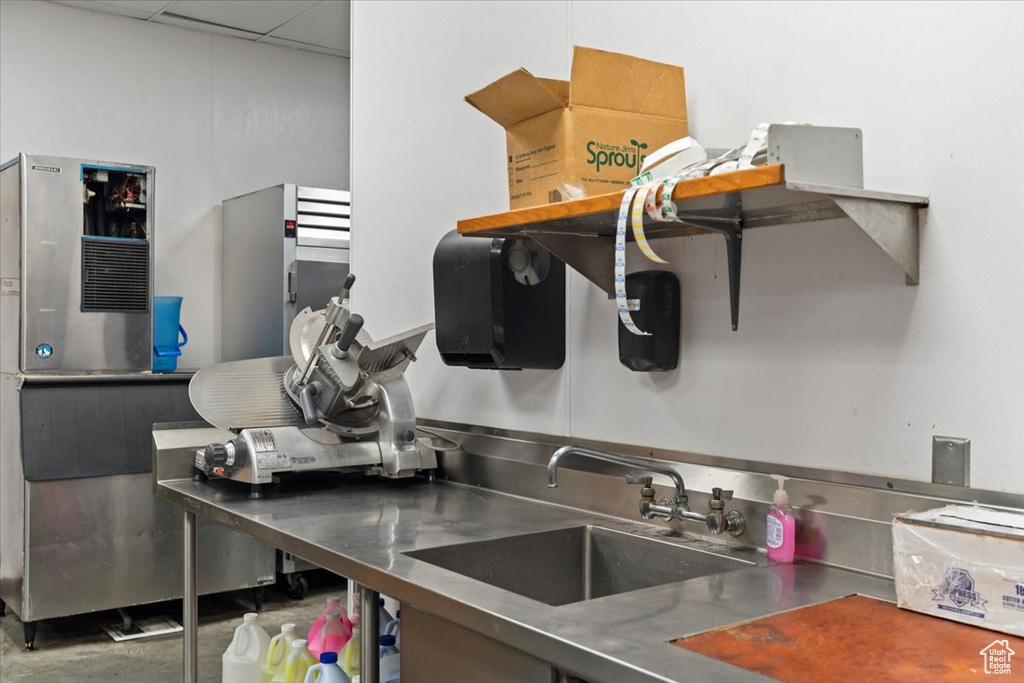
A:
<box><xmin>615</xmin><ymin>187</ymin><xmax>649</xmax><ymax>336</ymax></box>
<box><xmin>632</xmin><ymin>181</ymin><xmax>668</xmax><ymax>265</ymax></box>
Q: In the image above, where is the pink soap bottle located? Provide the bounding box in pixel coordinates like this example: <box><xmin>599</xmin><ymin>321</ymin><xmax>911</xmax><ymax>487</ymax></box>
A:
<box><xmin>766</xmin><ymin>475</ymin><xmax>796</xmax><ymax>563</ymax></box>
<box><xmin>309</xmin><ymin>611</ymin><xmax>350</xmax><ymax>660</ymax></box>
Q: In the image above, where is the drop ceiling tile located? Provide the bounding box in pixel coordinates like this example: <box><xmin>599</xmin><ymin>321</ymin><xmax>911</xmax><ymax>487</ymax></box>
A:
<box><xmin>259</xmin><ymin>35</ymin><xmax>348</xmax><ymax>58</ymax></box>
<box><xmin>96</xmin><ymin>1</ymin><xmax>170</xmax><ymax>12</ymax></box>
<box><xmin>151</xmin><ymin>13</ymin><xmax>262</xmax><ymax>40</ymax></box>
<box><xmin>165</xmin><ymin>0</ymin><xmax>319</xmax><ymax>34</ymax></box>
<box><xmin>268</xmin><ymin>0</ymin><xmax>349</xmax><ymax>52</ymax></box>
<box><xmin>53</xmin><ymin>1</ymin><xmax>155</xmax><ymax>19</ymax></box>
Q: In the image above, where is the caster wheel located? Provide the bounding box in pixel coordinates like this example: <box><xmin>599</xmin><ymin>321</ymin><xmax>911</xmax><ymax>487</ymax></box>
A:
<box><xmin>253</xmin><ymin>586</ymin><xmax>265</xmax><ymax>613</ymax></box>
<box><xmin>0</xmin><ymin>597</ymin><xmax>6</xmax><ymax>617</ymax></box>
<box><xmin>286</xmin><ymin>574</ymin><xmax>309</xmax><ymax>600</ymax></box>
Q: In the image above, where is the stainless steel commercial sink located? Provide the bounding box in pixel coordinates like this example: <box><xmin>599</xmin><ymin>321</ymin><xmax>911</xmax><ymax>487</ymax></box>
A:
<box><xmin>406</xmin><ymin>525</ymin><xmax>754</xmax><ymax>607</ymax></box>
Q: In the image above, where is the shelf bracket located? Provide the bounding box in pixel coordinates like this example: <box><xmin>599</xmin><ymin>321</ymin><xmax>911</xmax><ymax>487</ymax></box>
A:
<box><xmin>672</xmin><ymin>193</ymin><xmax>744</xmax><ymax>330</ymax></box>
<box><xmin>829</xmin><ymin>195</ymin><xmax>920</xmax><ymax>285</ymax></box>
<box><xmin>526</xmin><ymin>232</ymin><xmax>615</xmax><ymax>296</ymax></box>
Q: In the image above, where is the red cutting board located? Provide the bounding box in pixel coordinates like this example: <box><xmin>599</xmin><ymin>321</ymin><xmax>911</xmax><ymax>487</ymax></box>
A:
<box><xmin>673</xmin><ymin>594</ymin><xmax>1024</xmax><ymax>681</ymax></box>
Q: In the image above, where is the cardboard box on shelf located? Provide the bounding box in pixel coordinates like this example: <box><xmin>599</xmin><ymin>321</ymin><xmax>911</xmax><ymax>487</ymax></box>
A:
<box><xmin>466</xmin><ymin>46</ymin><xmax>688</xmax><ymax>210</ymax></box>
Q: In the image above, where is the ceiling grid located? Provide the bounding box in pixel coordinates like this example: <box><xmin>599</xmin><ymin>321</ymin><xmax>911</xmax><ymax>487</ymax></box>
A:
<box><xmin>53</xmin><ymin>0</ymin><xmax>351</xmax><ymax>57</ymax></box>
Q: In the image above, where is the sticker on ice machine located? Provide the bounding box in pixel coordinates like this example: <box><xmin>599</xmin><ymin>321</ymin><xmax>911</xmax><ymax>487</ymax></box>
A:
<box><xmin>1</xmin><ymin>276</ymin><xmax>20</xmax><ymax>295</ymax></box>
<box><xmin>35</xmin><ymin>343</ymin><xmax>53</xmax><ymax>360</ymax></box>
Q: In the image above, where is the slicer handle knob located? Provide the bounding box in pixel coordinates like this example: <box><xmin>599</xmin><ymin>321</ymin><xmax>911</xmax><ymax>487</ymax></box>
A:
<box><xmin>336</xmin><ymin>314</ymin><xmax>363</xmax><ymax>353</ymax></box>
<box><xmin>299</xmin><ymin>382</ymin><xmax>321</xmax><ymax>426</ymax></box>
<box><xmin>338</xmin><ymin>274</ymin><xmax>356</xmax><ymax>302</ymax></box>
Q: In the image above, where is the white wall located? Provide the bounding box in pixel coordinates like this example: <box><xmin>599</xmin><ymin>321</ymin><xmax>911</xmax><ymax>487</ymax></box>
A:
<box><xmin>353</xmin><ymin>0</ymin><xmax>1023</xmax><ymax>493</ymax></box>
<box><xmin>0</xmin><ymin>0</ymin><xmax>350</xmax><ymax>368</ymax></box>
<box><xmin>351</xmin><ymin>0</ymin><xmax>573</xmax><ymax>436</ymax></box>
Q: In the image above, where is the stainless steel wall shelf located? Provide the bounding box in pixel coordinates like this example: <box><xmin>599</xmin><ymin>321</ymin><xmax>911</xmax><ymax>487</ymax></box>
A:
<box><xmin>457</xmin><ymin>125</ymin><xmax>929</xmax><ymax>329</ymax></box>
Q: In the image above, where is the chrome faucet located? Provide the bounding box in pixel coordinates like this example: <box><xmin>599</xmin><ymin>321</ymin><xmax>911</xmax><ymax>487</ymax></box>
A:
<box><xmin>546</xmin><ymin>445</ymin><xmax>745</xmax><ymax>536</ymax></box>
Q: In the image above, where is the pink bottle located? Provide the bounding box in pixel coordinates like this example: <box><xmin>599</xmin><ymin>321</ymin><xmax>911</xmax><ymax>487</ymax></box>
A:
<box><xmin>308</xmin><ymin>598</ymin><xmax>352</xmax><ymax>652</ymax></box>
<box><xmin>309</xmin><ymin>611</ymin><xmax>350</xmax><ymax>660</ymax></box>
<box><xmin>766</xmin><ymin>475</ymin><xmax>796</xmax><ymax>563</ymax></box>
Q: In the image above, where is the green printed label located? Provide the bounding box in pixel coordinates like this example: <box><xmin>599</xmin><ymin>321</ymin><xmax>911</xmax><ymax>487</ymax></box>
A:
<box><xmin>586</xmin><ymin>138</ymin><xmax>648</xmax><ymax>173</ymax></box>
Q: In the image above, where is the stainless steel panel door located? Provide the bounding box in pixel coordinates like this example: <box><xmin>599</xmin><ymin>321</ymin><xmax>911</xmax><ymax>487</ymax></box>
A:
<box><xmin>401</xmin><ymin>607</ymin><xmax>555</xmax><ymax>683</ymax></box>
<box><xmin>23</xmin><ymin>474</ymin><xmax>275</xmax><ymax>622</ymax></box>
<box><xmin>220</xmin><ymin>186</ymin><xmax>288</xmax><ymax>361</ymax></box>
<box><xmin>0</xmin><ymin>161</ymin><xmax>25</xmax><ymax>617</ymax></box>
<box><xmin>295</xmin><ymin>256</ymin><xmax>350</xmax><ymax>314</ymax></box>
<box><xmin>22</xmin><ymin>155</ymin><xmax>153</xmax><ymax>372</ymax></box>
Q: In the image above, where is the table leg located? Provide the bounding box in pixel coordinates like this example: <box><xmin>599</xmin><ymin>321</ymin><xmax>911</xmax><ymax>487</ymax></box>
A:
<box><xmin>183</xmin><ymin>509</ymin><xmax>198</xmax><ymax>683</ymax></box>
<box><xmin>360</xmin><ymin>585</ymin><xmax>380</xmax><ymax>683</ymax></box>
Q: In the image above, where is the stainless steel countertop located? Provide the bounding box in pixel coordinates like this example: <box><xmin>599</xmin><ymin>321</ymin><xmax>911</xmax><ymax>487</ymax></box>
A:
<box><xmin>156</xmin><ymin>476</ymin><xmax>896</xmax><ymax>683</ymax></box>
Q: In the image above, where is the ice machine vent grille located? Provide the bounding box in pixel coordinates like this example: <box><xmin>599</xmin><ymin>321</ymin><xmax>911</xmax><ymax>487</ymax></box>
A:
<box><xmin>81</xmin><ymin>238</ymin><xmax>149</xmax><ymax>312</ymax></box>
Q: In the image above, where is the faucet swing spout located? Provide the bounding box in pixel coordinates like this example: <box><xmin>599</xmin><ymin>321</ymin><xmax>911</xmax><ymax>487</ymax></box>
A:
<box><xmin>546</xmin><ymin>445</ymin><xmax>745</xmax><ymax>537</ymax></box>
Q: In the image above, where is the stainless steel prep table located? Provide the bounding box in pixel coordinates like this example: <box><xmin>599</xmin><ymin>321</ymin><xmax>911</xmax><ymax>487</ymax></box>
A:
<box><xmin>155</xmin><ymin>464</ymin><xmax>898</xmax><ymax>683</ymax></box>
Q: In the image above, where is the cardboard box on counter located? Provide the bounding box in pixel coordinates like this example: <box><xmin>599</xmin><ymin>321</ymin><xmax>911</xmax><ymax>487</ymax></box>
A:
<box><xmin>466</xmin><ymin>46</ymin><xmax>688</xmax><ymax>210</ymax></box>
<box><xmin>893</xmin><ymin>504</ymin><xmax>1024</xmax><ymax>637</ymax></box>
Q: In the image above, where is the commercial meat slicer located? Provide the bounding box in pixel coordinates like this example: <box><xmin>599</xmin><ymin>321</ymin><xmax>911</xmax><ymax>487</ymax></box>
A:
<box><xmin>190</xmin><ymin>275</ymin><xmax>437</xmax><ymax>496</ymax></box>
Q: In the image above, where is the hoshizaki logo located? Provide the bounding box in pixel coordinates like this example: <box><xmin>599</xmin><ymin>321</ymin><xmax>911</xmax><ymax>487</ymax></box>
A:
<box><xmin>586</xmin><ymin>139</ymin><xmax>648</xmax><ymax>173</ymax></box>
<box><xmin>933</xmin><ymin>567</ymin><xmax>987</xmax><ymax>617</ymax></box>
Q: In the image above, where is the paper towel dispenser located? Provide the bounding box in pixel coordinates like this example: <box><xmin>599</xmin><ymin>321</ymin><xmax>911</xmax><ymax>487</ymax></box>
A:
<box><xmin>433</xmin><ymin>230</ymin><xmax>565</xmax><ymax>370</ymax></box>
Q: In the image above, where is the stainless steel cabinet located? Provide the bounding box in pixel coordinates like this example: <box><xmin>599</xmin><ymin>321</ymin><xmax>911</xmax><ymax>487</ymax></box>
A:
<box><xmin>221</xmin><ymin>184</ymin><xmax>351</xmax><ymax>361</ymax></box>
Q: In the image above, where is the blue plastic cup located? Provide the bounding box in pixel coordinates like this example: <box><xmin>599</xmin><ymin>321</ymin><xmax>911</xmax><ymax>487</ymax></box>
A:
<box><xmin>152</xmin><ymin>296</ymin><xmax>188</xmax><ymax>372</ymax></box>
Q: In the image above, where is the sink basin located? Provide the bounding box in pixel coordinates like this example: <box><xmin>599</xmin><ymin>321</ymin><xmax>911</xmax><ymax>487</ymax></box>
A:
<box><xmin>406</xmin><ymin>525</ymin><xmax>753</xmax><ymax>607</ymax></box>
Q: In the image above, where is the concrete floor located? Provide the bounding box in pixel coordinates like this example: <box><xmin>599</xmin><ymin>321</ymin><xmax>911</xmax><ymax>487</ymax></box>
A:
<box><xmin>0</xmin><ymin>573</ymin><xmax>346</xmax><ymax>682</ymax></box>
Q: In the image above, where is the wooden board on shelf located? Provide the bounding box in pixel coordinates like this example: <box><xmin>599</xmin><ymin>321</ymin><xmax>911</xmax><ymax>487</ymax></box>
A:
<box><xmin>673</xmin><ymin>594</ymin><xmax>1023</xmax><ymax>683</ymax></box>
<box><xmin>457</xmin><ymin>165</ymin><xmax>784</xmax><ymax>237</ymax></box>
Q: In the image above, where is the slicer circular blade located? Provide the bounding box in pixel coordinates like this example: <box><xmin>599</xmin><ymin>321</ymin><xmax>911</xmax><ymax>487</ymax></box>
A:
<box><xmin>188</xmin><ymin>356</ymin><xmax>302</xmax><ymax>431</ymax></box>
<box><xmin>289</xmin><ymin>307</ymin><xmax>326</xmax><ymax>369</ymax></box>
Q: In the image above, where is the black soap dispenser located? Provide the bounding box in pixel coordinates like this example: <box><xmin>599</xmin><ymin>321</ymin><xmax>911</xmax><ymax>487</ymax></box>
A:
<box><xmin>617</xmin><ymin>270</ymin><xmax>680</xmax><ymax>372</ymax></box>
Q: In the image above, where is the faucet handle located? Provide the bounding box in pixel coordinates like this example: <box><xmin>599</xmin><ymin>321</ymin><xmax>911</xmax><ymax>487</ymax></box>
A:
<box><xmin>710</xmin><ymin>487</ymin><xmax>733</xmax><ymax>510</ymax></box>
<box><xmin>625</xmin><ymin>474</ymin><xmax>654</xmax><ymax>488</ymax></box>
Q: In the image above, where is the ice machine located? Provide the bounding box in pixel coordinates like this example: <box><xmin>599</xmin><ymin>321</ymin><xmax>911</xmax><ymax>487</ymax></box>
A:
<box><xmin>0</xmin><ymin>154</ymin><xmax>274</xmax><ymax>649</ymax></box>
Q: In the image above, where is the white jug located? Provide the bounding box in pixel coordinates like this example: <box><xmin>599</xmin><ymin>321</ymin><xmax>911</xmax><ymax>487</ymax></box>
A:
<box><xmin>223</xmin><ymin>612</ymin><xmax>271</xmax><ymax>683</ymax></box>
<box><xmin>303</xmin><ymin>652</ymin><xmax>350</xmax><ymax>683</ymax></box>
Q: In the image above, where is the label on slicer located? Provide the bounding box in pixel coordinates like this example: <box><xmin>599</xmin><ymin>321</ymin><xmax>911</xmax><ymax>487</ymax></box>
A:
<box><xmin>766</xmin><ymin>515</ymin><xmax>784</xmax><ymax>548</ymax></box>
<box><xmin>256</xmin><ymin>453</ymin><xmax>290</xmax><ymax>469</ymax></box>
<box><xmin>250</xmin><ymin>429</ymin><xmax>277</xmax><ymax>453</ymax></box>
